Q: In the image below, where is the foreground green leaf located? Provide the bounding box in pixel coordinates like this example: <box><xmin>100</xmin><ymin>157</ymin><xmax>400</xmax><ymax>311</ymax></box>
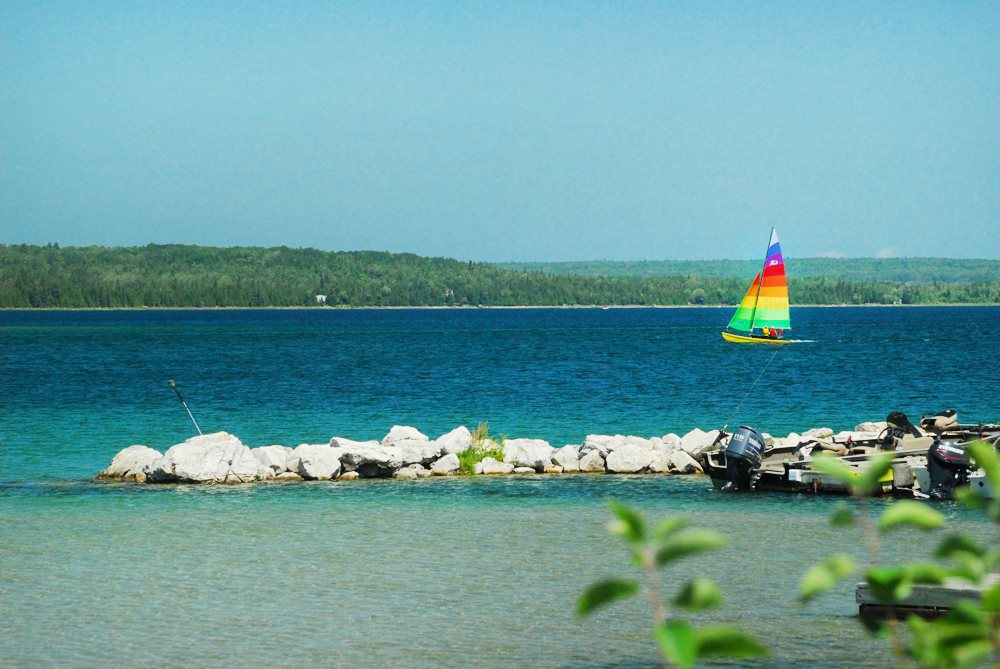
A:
<box><xmin>808</xmin><ymin>453</ymin><xmax>857</xmax><ymax>487</ymax></box>
<box><xmin>654</xmin><ymin>620</ymin><xmax>697</xmax><ymax>669</ymax></box>
<box><xmin>879</xmin><ymin>500</ymin><xmax>945</xmax><ymax>532</ymax></box>
<box><xmin>829</xmin><ymin>501</ymin><xmax>855</xmax><ymax>527</ymax></box>
<box><xmin>855</xmin><ymin>452</ymin><xmax>897</xmax><ymax>496</ymax></box>
<box><xmin>866</xmin><ymin>566</ymin><xmax>912</xmax><ymax>603</ymax></box>
<box><xmin>577</xmin><ymin>578</ymin><xmax>638</xmax><ymax>617</ymax></box>
<box><xmin>608</xmin><ymin>501</ymin><xmax>645</xmax><ymax>544</ymax></box>
<box><xmin>655</xmin><ymin>529</ymin><xmax>727</xmax><ymax>566</ymax></box>
<box><xmin>800</xmin><ymin>553</ymin><xmax>857</xmax><ymax>602</ymax></box>
<box><xmin>935</xmin><ymin>533</ymin><xmax>986</xmax><ymax>560</ymax></box>
<box><xmin>695</xmin><ymin>626</ymin><xmax>769</xmax><ymax>660</ymax></box>
<box><xmin>981</xmin><ymin>582</ymin><xmax>1000</xmax><ymax>612</ymax></box>
<box><xmin>651</xmin><ymin>517</ymin><xmax>690</xmax><ymax>544</ymax></box>
<box><xmin>673</xmin><ymin>577</ymin><xmax>723</xmax><ymax>611</ymax></box>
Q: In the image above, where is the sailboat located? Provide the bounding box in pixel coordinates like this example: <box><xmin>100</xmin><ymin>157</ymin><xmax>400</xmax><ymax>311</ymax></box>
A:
<box><xmin>721</xmin><ymin>228</ymin><xmax>792</xmax><ymax>344</ymax></box>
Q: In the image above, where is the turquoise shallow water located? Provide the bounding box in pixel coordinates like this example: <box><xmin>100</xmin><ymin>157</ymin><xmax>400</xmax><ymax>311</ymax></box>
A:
<box><xmin>1</xmin><ymin>307</ymin><xmax>998</xmax><ymax>667</ymax></box>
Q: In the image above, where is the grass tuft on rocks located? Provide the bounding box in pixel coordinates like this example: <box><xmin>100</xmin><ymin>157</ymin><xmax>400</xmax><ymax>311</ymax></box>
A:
<box><xmin>458</xmin><ymin>422</ymin><xmax>506</xmax><ymax>475</ymax></box>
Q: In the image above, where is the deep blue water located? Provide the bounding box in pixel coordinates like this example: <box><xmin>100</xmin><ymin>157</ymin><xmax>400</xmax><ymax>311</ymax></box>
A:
<box><xmin>1</xmin><ymin>307</ymin><xmax>997</xmax><ymax>668</ymax></box>
<box><xmin>1</xmin><ymin>306</ymin><xmax>998</xmax><ymax>482</ymax></box>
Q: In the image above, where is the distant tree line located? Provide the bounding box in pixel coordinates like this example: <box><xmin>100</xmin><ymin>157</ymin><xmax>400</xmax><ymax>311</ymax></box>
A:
<box><xmin>499</xmin><ymin>257</ymin><xmax>1000</xmax><ymax>283</ymax></box>
<box><xmin>0</xmin><ymin>244</ymin><xmax>998</xmax><ymax>308</ymax></box>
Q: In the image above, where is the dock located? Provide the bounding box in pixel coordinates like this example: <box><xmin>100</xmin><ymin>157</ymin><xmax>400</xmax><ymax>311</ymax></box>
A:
<box><xmin>856</xmin><ymin>574</ymin><xmax>999</xmax><ymax>618</ymax></box>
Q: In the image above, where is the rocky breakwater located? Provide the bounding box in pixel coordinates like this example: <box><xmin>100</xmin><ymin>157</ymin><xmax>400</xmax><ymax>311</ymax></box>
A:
<box><xmin>97</xmin><ymin>424</ymin><xmax>720</xmax><ymax>484</ymax></box>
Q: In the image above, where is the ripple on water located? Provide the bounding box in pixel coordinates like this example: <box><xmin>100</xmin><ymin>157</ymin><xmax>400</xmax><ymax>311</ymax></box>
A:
<box><xmin>1</xmin><ymin>475</ymin><xmax>993</xmax><ymax>668</ymax></box>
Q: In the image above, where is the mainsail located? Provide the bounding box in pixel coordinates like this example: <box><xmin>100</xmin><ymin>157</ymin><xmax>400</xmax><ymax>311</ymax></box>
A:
<box><xmin>723</xmin><ymin>228</ymin><xmax>790</xmax><ymax>342</ymax></box>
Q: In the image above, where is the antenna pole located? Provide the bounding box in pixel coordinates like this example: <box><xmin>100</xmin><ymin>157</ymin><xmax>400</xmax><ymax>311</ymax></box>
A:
<box><xmin>169</xmin><ymin>379</ymin><xmax>203</xmax><ymax>435</ymax></box>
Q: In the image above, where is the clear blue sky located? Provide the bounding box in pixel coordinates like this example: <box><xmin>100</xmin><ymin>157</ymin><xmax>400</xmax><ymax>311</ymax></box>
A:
<box><xmin>2</xmin><ymin>2</ymin><xmax>998</xmax><ymax>261</ymax></box>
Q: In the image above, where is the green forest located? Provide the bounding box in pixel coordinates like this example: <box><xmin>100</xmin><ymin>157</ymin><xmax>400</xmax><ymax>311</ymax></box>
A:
<box><xmin>1</xmin><ymin>244</ymin><xmax>999</xmax><ymax>308</ymax></box>
<box><xmin>499</xmin><ymin>257</ymin><xmax>1000</xmax><ymax>283</ymax></box>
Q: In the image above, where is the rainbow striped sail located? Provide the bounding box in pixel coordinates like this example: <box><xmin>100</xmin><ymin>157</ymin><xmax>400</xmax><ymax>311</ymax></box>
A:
<box><xmin>722</xmin><ymin>228</ymin><xmax>791</xmax><ymax>344</ymax></box>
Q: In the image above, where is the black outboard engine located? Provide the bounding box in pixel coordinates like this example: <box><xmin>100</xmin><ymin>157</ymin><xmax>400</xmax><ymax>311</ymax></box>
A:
<box><xmin>720</xmin><ymin>426</ymin><xmax>766</xmax><ymax>492</ymax></box>
<box><xmin>926</xmin><ymin>438</ymin><xmax>971</xmax><ymax>500</ymax></box>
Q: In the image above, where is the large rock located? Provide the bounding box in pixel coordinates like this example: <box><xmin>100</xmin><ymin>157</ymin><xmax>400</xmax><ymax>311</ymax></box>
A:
<box><xmin>333</xmin><ymin>438</ymin><xmax>403</xmax><ymax>473</ymax></box>
<box><xmin>430</xmin><ymin>453</ymin><xmax>460</xmax><ymax>475</ymax></box>
<box><xmin>435</xmin><ymin>426</ymin><xmax>473</xmax><ymax>454</ymax></box>
<box><xmin>680</xmin><ymin>428</ymin><xmax>721</xmax><ymax>457</ymax></box>
<box><xmin>503</xmin><ymin>439</ymin><xmax>554</xmax><ymax>472</ymax></box>
<box><xmin>552</xmin><ymin>445</ymin><xmax>581</xmax><ymax>473</ymax></box>
<box><xmin>480</xmin><ymin>457</ymin><xmax>514</xmax><ymax>475</ymax></box>
<box><xmin>606</xmin><ymin>442</ymin><xmax>655</xmax><ymax>473</ymax></box>
<box><xmin>648</xmin><ymin>451</ymin><xmax>673</xmax><ymax>473</ymax></box>
<box><xmin>294</xmin><ymin>444</ymin><xmax>343</xmax><ymax>480</ymax></box>
<box><xmin>579</xmin><ymin>449</ymin><xmax>606</xmax><ymax>473</ymax></box>
<box><xmin>99</xmin><ymin>445</ymin><xmax>163</xmax><ymax>482</ymax></box>
<box><xmin>580</xmin><ymin>435</ymin><xmax>623</xmax><ymax>458</ymax></box>
<box><xmin>803</xmin><ymin>427</ymin><xmax>834</xmax><ymax>440</ymax></box>
<box><xmin>669</xmin><ymin>450</ymin><xmax>702</xmax><ymax>474</ymax></box>
<box><xmin>651</xmin><ymin>437</ymin><xmax>677</xmax><ymax>456</ymax></box>
<box><xmin>144</xmin><ymin>432</ymin><xmax>264</xmax><ymax>483</ymax></box>
<box><xmin>382</xmin><ymin>425</ymin><xmax>429</xmax><ymax>446</ymax></box>
<box><xmin>395</xmin><ymin>440</ymin><xmax>442</xmax><ymax>466</ymax></box>
<box><xmin>252</xmin><ymin>445</ymin><xmax>292</xmax><ymax>473</ymax></box>
<box><xmin>855</xmin><ymin>421</ymin><xmax>887</xmax><ymax>434</ymax></box>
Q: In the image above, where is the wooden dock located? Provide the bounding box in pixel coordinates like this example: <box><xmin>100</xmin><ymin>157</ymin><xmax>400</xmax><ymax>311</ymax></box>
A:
<box><xmin>856</xmin><ymin>574</ymin><xmax>999</xmax><ymax>618</ymax></box>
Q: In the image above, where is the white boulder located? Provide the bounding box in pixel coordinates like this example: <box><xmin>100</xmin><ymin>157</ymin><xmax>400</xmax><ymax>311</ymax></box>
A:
<box><xmin>144</xmin><ymin>432</ymin><xmax>262</xmax><ymax>483</ymax></box>
<box><xmin>606</xmin><ymin>442</ymin><xmax>655</xmax><ymax>473</ymax></box>
<box><xmin>669</xmin><ymin>450</ymin><xmax>702</xmax><ymax>474</ymax></box>
<box><xmin>335</xmin><ymin>439</ymin><xmax>402</xmax><ymax>472</ymax></box>
<box><xmin>435</xmin><ymin>426</ymin><xmax>473</xmax><ymax>454</ymax></box>
<box><xmin>662</xmin><ymin>433</ymin><xmax>682</xmax><ymax>448</ymax></box>
<box><xmin>649</xmin><ymin>451</ymin><xmax>673</xmax><ymax>474</ymax></box>
<box><xmin>551</xmin><ymin>445</ymin><xmax>581</xmax><ymax>473</ymax></box>
<box><xmin>503</xmin><ymin>439</ymin><xmax>554</xmax><ymax>472</ymax></box>
<box><xmin>680</xmin><ymin>428</ymin><xmax>721</xmax><ymax>457</ymax></box>
<box><xmin>382</xmin><ymin>425</ymin><xmax>429</xmax><ymax>446</ymax></box>
<box><xmin>396</xmin><ymin>440</ymin><xmax>442</xmax><ymax>466</ymax></box>
<box><xmin>252</xmin><ymin>445</ymin><xmax>292</xmax><ymax>473</ymax></box>
<box><xmin>294</xmin><ymin>444</ymin><xmax>343</xmax><ymax>480</ymax></box>
<box><xmin>579</xmin><ymin>449</ymin><xmax>606</xmax><ymax>473</ymax></box>
<box><xmin>855</xmin><ymin>421</ymin><xmax>887</xmax><ymax>434</ymax></box>
<box><xmin>513</xmin><ymin>467</ymin><xmax>536</xmax><ymax>474</ymax></box>
<box><xmin>430</xmin><ymin>453</ymin><xmax>460</xmax><ymax>475</ymax></box>
<box><xmin>580</xmin><ymin>435</ymin><xmax>624</xmax><ymax>457</ymax></box>
<box><xmin>803</xmin><ymin>427</ymin><xmax>834</xmax><ymax>440</ymax></box>
<box><xmin>480</xmin><ymin>457</ymin><xmax>514</xmax><ymax>475</ymax></box>
<box><xmin>99</xmin><ymin>445</ymin><xmax>163</xmax><ymax>482</ymax></box>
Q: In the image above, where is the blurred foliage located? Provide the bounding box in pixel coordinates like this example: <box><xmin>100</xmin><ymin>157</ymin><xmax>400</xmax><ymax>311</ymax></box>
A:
<box><xmin>579</xmin><ymin>502</ymin><xmax>767</xmax><ymax>668</ymax></box>
<box><xmin>800</xmin><ymin>443</ymin><xmax>1000</xmax><ymax>668</ymax></box>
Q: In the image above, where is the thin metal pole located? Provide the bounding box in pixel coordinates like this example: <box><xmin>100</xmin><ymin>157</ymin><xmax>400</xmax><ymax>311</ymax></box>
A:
<box><xmin>169</xmin><ymin>379</ymin><xmax>203</xmax><ymax>435</ymax></box>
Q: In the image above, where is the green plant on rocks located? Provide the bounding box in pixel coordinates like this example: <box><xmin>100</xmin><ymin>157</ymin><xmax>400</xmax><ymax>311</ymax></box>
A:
<box><xmin>800</xmin><ymin>443</ymin><xmax>1000</xmax><ymax>669</ymax></box>
<box><xmin>457</xmin><ymin>422</ymin><xmax>506</xmax><ymax>475</ymax></box>
<box><xmin>578</xmin><ymin>501</ymin><xmax>768</xmax><ymax>669</ymax></box>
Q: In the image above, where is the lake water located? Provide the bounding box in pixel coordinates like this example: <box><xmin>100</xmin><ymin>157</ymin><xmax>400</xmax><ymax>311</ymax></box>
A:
<box><xmin>1</xmin><ymin>307</ymin><xmax>998</xmax><ymax>667</ymax></box>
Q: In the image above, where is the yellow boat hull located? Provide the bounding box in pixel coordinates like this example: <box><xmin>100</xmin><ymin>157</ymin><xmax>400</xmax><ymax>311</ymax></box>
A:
<box><xmin>721</xmin><ymin>331</ymin><xmax>792</xmax><ymax>345</ymax></box>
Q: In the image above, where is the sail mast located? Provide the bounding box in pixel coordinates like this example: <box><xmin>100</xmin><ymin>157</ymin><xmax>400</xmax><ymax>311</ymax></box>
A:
<box><xmin>747</xmin><ymin>227</ymin><xmax>774</xmax><ymax>334</ymax></box>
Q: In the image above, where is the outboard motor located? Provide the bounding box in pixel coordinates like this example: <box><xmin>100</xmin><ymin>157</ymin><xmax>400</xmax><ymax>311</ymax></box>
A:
<box><xmin>926</xmin><ymin>438</ymin><xmax>971</xmax><ymax>500</ymax></box>
<box><xmin>720</xmin><ymin>426</ymin><xmax>766</xmax><ymax>492</ymax></box>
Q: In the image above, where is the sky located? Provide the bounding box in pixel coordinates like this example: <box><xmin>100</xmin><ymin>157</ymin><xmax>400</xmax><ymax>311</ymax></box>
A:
<box><xmin>1</xmin><ymin>2</ymin><xmax>998</xmax><ymax>261</ymax></box>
